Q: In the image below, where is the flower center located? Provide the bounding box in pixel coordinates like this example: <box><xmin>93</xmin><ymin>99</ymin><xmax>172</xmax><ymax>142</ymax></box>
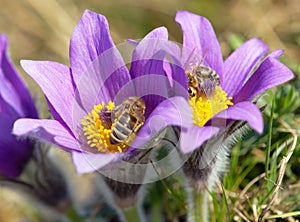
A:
<box><xmin>186</xmin><ymin>64</ymin><xmax>233</xmax><ymax>126</ymax></box>
<box><xmin>81</xmin><ymin>101</ymin><xmax>128</xmax><ymax>153</ymax></box>
<box><xmin>189</xmin><ymin>86</ymin><xmax>233</xmax><ymax>126</ymax></box>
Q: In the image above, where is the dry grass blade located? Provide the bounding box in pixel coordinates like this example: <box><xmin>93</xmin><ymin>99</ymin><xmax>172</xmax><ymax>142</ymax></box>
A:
<box><xmin>233</xmin><ymin>207</ymin><xmax>251</xmax><ymax>222</ymax></box>
<box><xmin>258</xmin><ymin>118</ymin><xmax>298</xmax><ymax>221</ymax></box>
<box><xmin>239</xmin><ymin>172</ymin><xmax>266</xmax><ymax>200</ymax></box>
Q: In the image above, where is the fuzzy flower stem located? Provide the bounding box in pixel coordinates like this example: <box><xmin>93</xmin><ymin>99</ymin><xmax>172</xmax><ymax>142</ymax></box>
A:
<box><xmin>96</xmin><ymin>175</ymin><xmax>146</xmax><ymax>221</ymax></box>
<box><xmin>182</xmin><ymin>133</ymin><xmax>226</xmax><ymax>222</ymax></box>
<box><xmin>121</xmin><ymin>205</ymin><xmax>146</xmax><ymax>222</ymax></box>
<box><xmin>151</xmin><ymin>202</ymin><xmax>163</xmax><ymax>222</ymax></box>
<box><xmin>191</xmin><ymin>189</ymin><xmax>209</xmax><ymax>222</ymax></box>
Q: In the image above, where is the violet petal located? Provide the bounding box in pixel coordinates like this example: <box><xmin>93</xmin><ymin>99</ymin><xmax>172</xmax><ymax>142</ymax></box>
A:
<box><xmin>223</xmin><ymin>38</ymin><xmax>269</xmax><ymax>97</ymax></box>
<box><xmin>0</xmin><ymin>93</ymin><xmax>15</xmax><ymax>116</ymax></box>
<box><xmin>21</xmin><ymin>60</ymin><xmax>75</xmax><ymax>132</ymax></box>
<box><xmin>130</xmin><ymin>28</ymin><xmax>169</xmax><ymax>114</ymax></box>
<box><xmin>0</xmin><ymin>113</ymin><xmax>32</xmax><ymax>178</ymax></box>
<box><xmin>130</xmin><ymin>26</ymin><xmax>168</xmax><ymax>79</ymax></box>
<box><xmin>70</xmin><ymin>10</ymin><xmax>132</xmax><ymax>110</ymax></box>
<box><xmin>234</xmin><ymin>54</ymin><xmax>294</xmax><ymax>103</ymax></box>
<box><xmin>72</xmin><ymin>151</ymin><xmax>119</xmax><ymax>174</ymax></box>
<box><xmin>124</xmin><ymin>74</ymin><xmax>170</xmax><ymax>118</ymax></box>
<box><xmin>70</xmin><ymin>10</ymin><xmax>116</xmax><ymax>83</ymax></box>
<box><xmin>268</xmin><ymin>49</ymin><xmax>284</xmax><ymax>59</ymax></box>
<box><xmin>179</xmin><ymin>125</ymin><xmax>220</xmax><ymax>154</ymax></box>
<box><xmin>175</xmin><ymin>11</ymin><xmax>223</xmax><ymax>77</ymax></box>
<box><xmin>73</xmin><ymin>46</ymin><xmax>132</xmax><ymax>114</ymax></box>
<box><xmin>13</xmin><ymin>118</ymin><xmax>81</xmax><ymax>152</ymax></box>
<box><xmin>0</xmin><ymin>35</ymin><xmax>38</xmax><ymax>118</ymax></box>
<box><xmin>0</xmin><ymin>69</ymin><xmax>23</xmax><ymax>117</ymax></box>
<box><xmin>129</xmin><ymin>28</ymin><xmax>185</xmax><ymax>116</ymax></box>
<box><xmin>209</xmin><ymin>101</ymin><xmax>264</xmax><ymax>133</ymax></box>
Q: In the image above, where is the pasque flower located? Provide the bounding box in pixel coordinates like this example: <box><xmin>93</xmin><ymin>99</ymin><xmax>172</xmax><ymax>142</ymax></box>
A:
<box><xmin>0</xmin><ymin>34</ymin><xmax>38</xmax><ymax>178</ymax></box>
<box><xmin>13</xmin><ymin>10</ymin><xmax>191</xmax><ymax>175</ymax></box>
<box><xmin>173</xmin><ymin>11</ymin><xmax>294</xmax><ymax>155</ymax></box>
<box><xmin>169</xmin><ymin>11</ymin><xmax>294</xmax><ymax>222</ymax></box>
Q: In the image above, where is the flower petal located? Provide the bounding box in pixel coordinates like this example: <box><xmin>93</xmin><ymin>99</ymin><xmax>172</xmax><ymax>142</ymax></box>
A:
<box><xmin>72</xmin><ymin>151</ymin><xmax>119</xmax><ymax>174</ymax></box>
<box><xmin>70</xmin><ymin>10</ymin><xmax>131</xmax><ymax>92</ymax></box>
<box><xmin>175</xmin><ymin>11</ymin><xmax>223</xmax><ymax>76</ymax></box>
<box><xmin>0</xmin><ymin>93</ymin><xmax>14</xmax><ymax>116</ymax></box>
<box><xmin>128</xmin><ymin>27</ymin><xmax>186</xmax><ymax>116</ymax></box>
<box><xmin>73</xmin><ymin>47</ymin><xmax>133</xmax><ymax>114</ymax></box>
<box><xmin>179</xmin><ymin>125</ymin><xmax>220</xmax><ymax>154</ymax></box>
<box><xmin>130</xmin><ymin>96</ymin><xmax>193</xmax><ymax>149</ymax></box>
<box><xmin>134</xmin><ymin>74</ymin><xmax>171</xmax><ymax>118</ymax></box>
<box><xmin>164</xmin><ymin>61</ymin><xmax>188</xmax><ymax>99</ymax></box>
<box><xmin>13</xmin><ymin>119</ymin><xmax>81</xmax><ymax>152</ymax></box>
<box><xmin>21</xmin><ymin>60</ymin><xmax>75</xmax><ymax>132</ymax></box>
<box><xmin>0</xmin><ymin>113</ymin><xmax>32</xmax><ymax>178</ymax></box>
<box><xmin>130</xmin><ymin>26</ymin><xmax>168</xmax><ymax>79</ymax></box>
<box><xmin>209</xmin><ymin>101</ymin><xmax>264</xmax><ymax>133</ymax></box>
<box><xmin>70</xmin><ymin>10</ymin><xmax>132</xmax><ymax>110</ymax></box>
<box><xmin>70</xmin><ymin>10</ymin><xmax>115</xmax><ymax>83</ymax></box>
<box><xmin>130</xmin><ymin>28</ymin><xmax>169</xmax><ymax>113</ymax></box>
<box><xmin>162</xmin><ymin>47</ymin><xmax>188</xmax><ymax>99</ymax></box>
<box><xmin>128</xmin><ymin>31</ymin><xmax>186</xmax><ymax>95</ymax></box>
<box><xmin>234</xmin><ymin>53</ymin><xmax>294</xmax><ymax>103</ymax></box>
<box><xmin>268</xmin><ymin>49</ymin><xmax>283</xmax><ymax>59</ymax></box>
<box><xmin>0</xmin><ymin>69</ymin><xmax>22</xmax><ymax>117</ymax></box>
<box><xmin>0</xmin><ymin>35</ymin><xmax>38</xmax><ymax>118</ymax></box>
<box><xmin>223</xmin><ymin>38</ymin><xmax>269</xmax><ymax>97</ymax></box>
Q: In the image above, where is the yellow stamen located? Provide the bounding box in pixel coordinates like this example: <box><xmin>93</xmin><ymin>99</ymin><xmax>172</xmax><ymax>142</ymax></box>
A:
<box><xmin>81</xmin><ymin>101</ymin><xmax>128</xmax><ymax>153</ymax></box>
<box><xmin>189</xmin><ymin>86</ymin><xmax>233</xmax><ymax>126</ymax></box>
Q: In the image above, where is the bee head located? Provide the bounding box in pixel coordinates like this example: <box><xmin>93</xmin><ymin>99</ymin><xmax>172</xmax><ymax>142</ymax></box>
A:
<box><xmin>188</xmin><ymin>87</ymin><xmax>197</xmax><ymax>98</ymax></box>
<box><xmin>186</xmin><ymin>72</ymin><xmax>198</xmax><ymax>86</ymax></box>
<box><xmin>131</xmin><ymin>98</ymin><xmax>145</xmax><ymax>114</ymax></box>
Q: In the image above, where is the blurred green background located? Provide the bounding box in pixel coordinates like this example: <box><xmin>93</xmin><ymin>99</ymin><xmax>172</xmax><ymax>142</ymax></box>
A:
<box><xmin>1</xmin><ymin>0</ymin><xmax>299</xmax><ymax>69</ymax></box>
<box><xmin>0</xmin><ymin>0</ymin><xmax>299</xmax><ymax>221</ymax></box>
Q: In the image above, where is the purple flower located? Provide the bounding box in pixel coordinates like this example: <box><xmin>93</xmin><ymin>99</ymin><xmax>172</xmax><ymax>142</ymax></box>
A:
<box><xmin>13</xmin><ymin>10</ymin><xmax>191</xmax><ymax>174</ymax></box>
<box><xmin>0</xmin><ymin>34</ymin><xmax>38</xmax><ymax>178</ymax></box>
<box><xmin>173</xmin><ymin>11</ymin><xmax>294</xmax><ymax>153</ymax></box>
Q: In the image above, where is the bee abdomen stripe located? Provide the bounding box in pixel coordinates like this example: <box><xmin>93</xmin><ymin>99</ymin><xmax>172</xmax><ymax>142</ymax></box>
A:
<box><xmin>110</xmin><ymin>133</ymin><xmax>124</xmax><ymax>144</ymax></box>
<box><xmin>115</xmin><ymin>121</ymin><xmax>132</xmax><ymax>134</ymax></box>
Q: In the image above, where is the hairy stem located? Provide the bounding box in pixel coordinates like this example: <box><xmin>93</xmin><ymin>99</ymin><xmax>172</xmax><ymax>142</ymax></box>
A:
<box><xmin>122</xmin><ymin>205</ymin><xmax>146</xmax><ymax>222</ymax></box>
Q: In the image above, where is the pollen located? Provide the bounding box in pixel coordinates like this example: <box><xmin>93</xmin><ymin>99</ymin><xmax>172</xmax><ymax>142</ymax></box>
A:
<box><xmin>81</xmin><ymin>101</ymin><xmax>128</xmax><ymax>153</ymax></box>
<box><xmin>189</xmin><ymin>86</ymin><xmax>233</xmax><ymax>126</ymax></box>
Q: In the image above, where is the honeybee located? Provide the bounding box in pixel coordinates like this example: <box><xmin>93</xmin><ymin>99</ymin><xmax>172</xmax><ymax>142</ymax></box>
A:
<box><xmin>110</xmin><ymin>97</ymin><xmax>146</xmax><ymax>145</ymax></box>
<box><xmin>186</xmin><ymin>64</ymin><xmax>220</xmax><ymax>99</ymax></box>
